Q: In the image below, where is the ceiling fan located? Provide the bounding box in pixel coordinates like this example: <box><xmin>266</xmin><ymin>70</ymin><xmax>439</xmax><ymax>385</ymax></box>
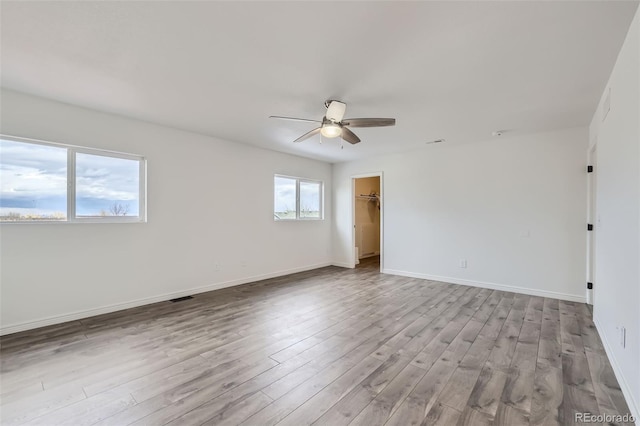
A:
<box><xmin>270</xmin><ymin>100</ymin><xmax>395</xmax><ymax>144</ymax></box>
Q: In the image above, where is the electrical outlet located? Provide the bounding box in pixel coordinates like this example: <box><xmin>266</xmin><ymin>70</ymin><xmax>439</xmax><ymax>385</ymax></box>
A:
<box><xmin>459</xmin><ymin>259</ymin><xmax>467</xmax><ymax>269</ymax></box>
<box><xmin>213</xmin><ymin>263</ymin><xmax>220</xmax><ymax>271</ymax></box>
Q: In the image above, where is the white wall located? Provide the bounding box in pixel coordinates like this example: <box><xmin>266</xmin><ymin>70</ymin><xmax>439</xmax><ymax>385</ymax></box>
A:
<box><xmin>0</xmin><ymin>89</ymin><xmax>333</xmax><ymax>334</ymax></box>
<box><xmin>589</xmin><ymin>7</ymin><xmax>640</xmax><ymax>421</ymax></box>
<box><xmin>333</xmin><ymin>127</ymin><xmax>588</xmax><ymax>302</ymax></box>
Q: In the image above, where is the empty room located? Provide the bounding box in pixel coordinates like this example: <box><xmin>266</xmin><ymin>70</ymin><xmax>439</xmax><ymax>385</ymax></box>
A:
<box><xmin>0</xmin><ymin>1</ymin><xmax>639</xmax><ymax>425</ymax></box>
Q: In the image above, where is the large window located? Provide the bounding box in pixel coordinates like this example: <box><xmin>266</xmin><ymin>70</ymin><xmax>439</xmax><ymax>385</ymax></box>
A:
<box><xmin>0</xmin><ymin>135</ymin><xmax>146</xmax><ymax>222</ymax></box>
<box><xmin>274</xmin><ymin>175</ymin><xmax>323</xmax><ymax>220</ymax></box>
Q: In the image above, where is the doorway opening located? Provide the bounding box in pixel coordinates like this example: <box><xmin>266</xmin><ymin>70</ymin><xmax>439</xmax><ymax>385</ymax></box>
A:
<box><xmin>587</xmin><ymin>144</ymin><xmax>597</xmax><ymax>305</ymax></box>
<box><xmin>352</xmin><ymin>174</ymin><xmax>383</xmax><ymax>272</ymax></box>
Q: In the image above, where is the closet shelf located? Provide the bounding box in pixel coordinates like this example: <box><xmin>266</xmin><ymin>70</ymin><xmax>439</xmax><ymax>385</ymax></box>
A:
<box><xmin>356</xmin><ymin>193</ymin><xmax>379</xmax><ymax>200</ymax></box>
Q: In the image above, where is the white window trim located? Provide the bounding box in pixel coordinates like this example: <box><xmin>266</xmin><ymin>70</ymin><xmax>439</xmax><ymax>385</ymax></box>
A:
<box><xmin>274</xmin><ymin>174</ymin><xmax>324</xmax><ymax>221</ymax></box>
<box><xmin>0</xmin><ymin>134</ymin><xmax>147</xmax><ymax>224</ymax></box>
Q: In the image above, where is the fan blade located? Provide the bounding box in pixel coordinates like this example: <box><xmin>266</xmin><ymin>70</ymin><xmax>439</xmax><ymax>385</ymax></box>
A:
<box><xmin>341</xmin><ymin>127</ymin><xmax>361</xmax><ymax>144</ymax></box>
<box><xmin>270</xmin><ymin>116</ymin><xmax>321</xmax><ymax>124</ymax></box>
<box><xmin>325</xmin><ymin>100</ymin><xmax>346</xmax><ymax>122</ymax></box>
<box><xmin>341</xmin><ymin>118</ymin><xmax>395</xmax><ymax>128</ymax></box>
<box><xmin>293</xmin><ymin>127</ymin><xmax>321</xmax><ymax>143</ymax></box>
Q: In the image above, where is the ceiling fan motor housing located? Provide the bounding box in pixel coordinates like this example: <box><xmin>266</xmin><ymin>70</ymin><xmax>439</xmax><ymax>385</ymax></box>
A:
<box><xmin>325</xmin><ymin>100</ymin><xmax>346</xmax><ymax>122</ymax></box>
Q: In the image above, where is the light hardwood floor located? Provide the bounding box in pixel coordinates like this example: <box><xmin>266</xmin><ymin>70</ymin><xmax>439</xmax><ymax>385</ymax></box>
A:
<box><xmin>0</xmin><ymin>257</ymin><xmax>633</xmax><ymax>425</ymax></box>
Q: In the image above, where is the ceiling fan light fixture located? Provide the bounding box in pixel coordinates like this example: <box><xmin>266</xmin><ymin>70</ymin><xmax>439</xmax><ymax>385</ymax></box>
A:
<box><xmin>320</xmin><ymin>123</ymin><xmax>342</xmax><ymax>138</ymax></box>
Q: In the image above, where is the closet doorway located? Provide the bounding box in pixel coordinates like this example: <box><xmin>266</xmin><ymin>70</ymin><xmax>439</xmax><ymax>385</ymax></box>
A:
<box><xmin>352</xmin><ymin>173</ymin><xmax>383</xmax><ymax>271</ymax></box>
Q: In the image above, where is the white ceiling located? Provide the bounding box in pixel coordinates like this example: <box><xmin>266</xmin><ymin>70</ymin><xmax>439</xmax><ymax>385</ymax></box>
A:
<box><xmin>1</xmin><ymin>1</ymin><xmax>637</xmax><ymax>163</ymax></box>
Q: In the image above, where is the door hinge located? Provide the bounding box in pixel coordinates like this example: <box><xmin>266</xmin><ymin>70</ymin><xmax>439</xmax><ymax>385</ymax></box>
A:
<box><xmin>587</xmin><ymin>165</ymin><xmax>594</xmax><ymax>173</ymax></box>
<box><xmin>587</xmin><ymin>224</ymin><xmax>594</xmax><ymax>231</ymax></box>
<box><xmin>587</xmin><ymin>282</ymin><xmax>593</xmax><ymax>290</ymax></box>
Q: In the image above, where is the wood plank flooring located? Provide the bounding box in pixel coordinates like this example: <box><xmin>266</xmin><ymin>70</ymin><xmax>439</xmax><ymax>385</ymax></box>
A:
<box><xmin>0</xmin><ymin>257</ymin><xmax>633</xmax><ymax>425</ymax></box>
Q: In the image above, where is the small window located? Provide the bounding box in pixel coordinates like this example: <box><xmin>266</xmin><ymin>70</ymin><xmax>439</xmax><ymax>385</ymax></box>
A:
<box><xmin>0</xmin><ymin>135</ymin><xmax>146</xmax><ymax>223</ymax></box>
<box><xmin>274</xmin><ymin>175</ymin><xmax>323</xmax><ymax>221</ymax></box>
<box><xmin>274</xmin><ymin>176</ymin><xmax>297</xmax><ymax>220</ymax></box>
<box><xmin>75</xmin><ymin>152</ymin><xmax>141</xmax><ymax>218</ymax></box>
<box><xmin>0</xmin><ymin>138</ymin><xmax>68</xmax><ymax>221</ymax></box>
<box><xmin>300</xmin><ymin>180</ymin><xmax>321</xmax><ymax>219</ymax></box>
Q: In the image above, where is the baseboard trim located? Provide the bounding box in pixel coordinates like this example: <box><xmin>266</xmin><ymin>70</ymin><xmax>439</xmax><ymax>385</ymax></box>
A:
<box><xmin>359</xmin><ymin>253</ymin><xmax>379</xmax><ymax>260</ymax></box>
<box><xmin>0</xmin><ymin>262</ymin><xmax>332</xmax><ymax>336</ymax></box>
<box><xmin>382</xmin><ymin>269</ymin><xmax>586</xmax><ymax>303</ymax></box>
<box><xmin>593</xmin><ymin>316</ymin><xmax>640</xmax><ymax>423</ymax></box>
<box><xmin>331</xmin><ymin>261</ymin><xmax>355</xmax><ymax>269</ymax></box>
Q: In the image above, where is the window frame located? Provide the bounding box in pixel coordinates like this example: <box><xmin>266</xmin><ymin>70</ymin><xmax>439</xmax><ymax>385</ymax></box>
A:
<box><xmin>274</xmin><ymin>174</ymin><xmax>323</xmax><ymax>221</ymax></box>
<box><xmin>0</xmin><ymin>134</ymin><xmax>146</xmax><ymax>224</ymax></box>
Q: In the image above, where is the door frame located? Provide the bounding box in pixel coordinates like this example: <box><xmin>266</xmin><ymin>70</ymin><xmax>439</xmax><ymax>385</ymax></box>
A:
<box><xmin>586</xmin><ymin>143</ymin><xmax>597</xmax><ymax>305</ymax></box>
<box><xmin>351</xmin><ymin>172</ymin><xmax>384</xmax><ymax>272</ymax></box>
